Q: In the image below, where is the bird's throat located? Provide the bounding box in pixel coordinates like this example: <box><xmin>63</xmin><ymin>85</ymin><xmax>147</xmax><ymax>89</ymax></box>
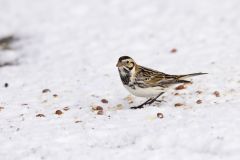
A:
<box><xmin>118</xmin><ymin>68</ymin><xmax>131</xmax><ymax>85</ymax></box>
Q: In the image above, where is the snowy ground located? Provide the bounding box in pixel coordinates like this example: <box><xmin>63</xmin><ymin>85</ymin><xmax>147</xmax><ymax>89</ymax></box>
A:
<box><xmin>0</xmin><ymin>0</ymin><xmax>240</xmax><ymax>159</ymax></box>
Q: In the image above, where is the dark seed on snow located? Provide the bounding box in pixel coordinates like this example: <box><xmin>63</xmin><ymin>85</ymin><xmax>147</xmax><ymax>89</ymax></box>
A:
<box><xmin>55</xmin><ymin>110</ymin><xmax>63</xmax><ymax>115</ymax></box>
<box><xmin>196</xmin><ymin>100</ymin><xmax>202</xmax><ymax>104</ymax></box>
<box><xmin>4</xmin><ymin>83</ymin><xmax>8</xmax><ymax>88</ymax></box>
<box><xmin>101</xmin><ymin>99</ymin><xmax>108</xmax><ymax>104</ymax></box>
<box><xmin>36</xmin><ymin>114</ymin><xmax>45</xmax><ymax>117</ymax></box>
<box><xmin>42</xmin><ymin>89</ymin><xmax>51</xmax><ymax>93</ymax></box>
<box><xmin>157</xmin><ymin>113</ymin><xmax>164</xmax><ymax>118</ymax></box>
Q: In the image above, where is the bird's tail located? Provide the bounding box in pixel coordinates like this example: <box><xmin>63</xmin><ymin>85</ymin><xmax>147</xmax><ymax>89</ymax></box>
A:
<box><xmin>178</xmin><ymin>72</ymin><xmax>208</xmax><ymax>79</ymax></box>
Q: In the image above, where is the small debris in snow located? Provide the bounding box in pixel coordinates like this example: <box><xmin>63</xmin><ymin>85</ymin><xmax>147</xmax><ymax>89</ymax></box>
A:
<box><xmin>157</xmin><ymin>112</ymin><xmax>164</xmax><ymax>118</ymax></box>
<box><xmin>36</xmin><ymin>114</ymin><xmax>45</xmax><ymax>117</ymax></box>
<box><xmin>116</xmin><ymin>104</ymin><xmax>124</xmax><ymax>110</ymax></box>
<box><xmin>4</xmin><ymin>83</ymin><xmax>8</xmax><ymax>88</ymax></box>
<box><xmin>175</xmin><ymin>103</ymin><xmax>184</xmax><ymax>107</ymax></box>
<box><xmin>175</xmin><ymin>85</ymin><xmax>186</xmax><ymax>90</ymax></box>
<box><xmin>42</xmin><ymin>100</ymin><xmax>48</xmax><ymax>103</ymax></box>
<box><xmin>91</xmin><ymin>105</ymin><xmax>103</xmax><ymax>111</ymax></box>
<box><xmin>42</xmin><ymin>89</ymin><xmax>51</xmax><ymax>93</ymax></box>
<box><xmin>55</xmin><ymin>110</ymin><xmax>63</xmax><ymax>115</ymax></box>
<box><xmin>97</xmin><ymin>110</ymin><xmax>104</xmax><ymax>115</ymax></box>
<box><xmin>91</xmin><ymin>105</ymin><xmax>104</xmax><ymax>115</ymax></box>
<box><xmin>75</xmin><ymin>120</ymin><xmax>82</xmax><ymax>123</ymax></box>
<box><xmin>0</xmin><ymin>35</ymin><xmax>18</xmax><ymax>50</ymax></box>
<box><xmin>63</xmin><ymin>106</ymin><xmax>70</xmax><ymax>111</ymax></box>
<box><xmin>124</xmin><ymin>95</ymin><xmax>134</xmax><ymax>104</ymax></box>
<box><xmin>53</xmin><ymin>94</ymin><xmax>58</xmax><ymax>98</ymax></box>
<box><xmin>213</xmin><ymin>91</ymin><xmax>220</xmax><ymax>97</ymax></box>
<box><xmin>91</xmin><ymin>94</ymin><xmax>99</xmax><ymax>98</ymax></box>
<box><xmin>170</xmin><ymin>48</ymin><xmax>177</xmax><ymax>53</ymax></box>
<box><xmin>101</xmin><ymin>99</ymin><xmax>108</xmax><ymax>104</ymax></box>
<box><xmin>196</xmin><ymin>90</ymin><xmax>203</xmax><ymax>94</ymax></box>
<box><xmin>196</xmin><ymin>100</ymin><xmax>202</xmax><ymax>104</ymax></box>
<box><xmin>0</xmin><ymin>106</ymin><xmax>4</xmax><ymax>111</ymax></box>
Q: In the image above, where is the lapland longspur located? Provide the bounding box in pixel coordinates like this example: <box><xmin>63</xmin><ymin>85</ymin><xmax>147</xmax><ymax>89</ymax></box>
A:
<box><xmin>116</xmin><ymin>56</ymin><xmax>207</xmax><ymax>109</ymax></box>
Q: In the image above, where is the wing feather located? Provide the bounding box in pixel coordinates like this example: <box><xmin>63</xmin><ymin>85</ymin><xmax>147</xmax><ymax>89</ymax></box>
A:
<box><xmin>135</xmin><ymin>66</ymin><xmax>190</xmax><ymax>88</ymax></box>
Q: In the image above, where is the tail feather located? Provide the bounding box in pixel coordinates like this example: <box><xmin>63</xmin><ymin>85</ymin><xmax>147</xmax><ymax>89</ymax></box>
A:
<box><xmin>178</xmin><ymin>72</ymin><xmax>208</xmax><ymax>79</ymax></box>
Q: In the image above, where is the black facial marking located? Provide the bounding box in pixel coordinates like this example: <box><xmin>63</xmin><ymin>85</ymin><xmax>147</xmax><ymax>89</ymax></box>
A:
<box><xmin>118</xmin><ymin>68</ymin><xmax>131</xmax><ymax>85</ymax></box>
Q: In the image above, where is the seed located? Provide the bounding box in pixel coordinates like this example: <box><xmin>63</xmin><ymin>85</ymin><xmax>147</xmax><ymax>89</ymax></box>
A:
<box><xmin>196</xmin><ymin>100</ymin><xmax>202</xmax><ymax>104</ymax></box>
<box><xmin>175</xmin><ymin>85</ymin><xmax>186</xmax><ymax>90</ymax></box>
<box><xmin>175</xmin><ymin>103</ymin><xmax>184</xmax><ymax>107</ymax></box>
<box><xmin>42</xmin><ymin>89</ymin><xmax>51</xmax><ymax>93</ymax></box>
<box><xmin>55</xmin><ymin>110</ymin><xmax>63</xmax><ymax>115</ymax></box>
<box><xmin>213</xmin><ymin>91</ymin><xmax>220</xmax><ymax>97</ymax></box>
<box><xmin>36</xmin><ymin>114</ymin><xmax>45</xmax><ymax>117</ymax></box>
<box><xmin>171</xmin><ymin>48</ymin><xmax>177</xmax><ymax>53</ymax></box>
<box><xmin>101</xmin><ymin>99</ymin><xmax>108</xmax><ymax>104</ymax></box>
<box><xmin>97</xmin><ymin>110</ymin><xmax>104</xmax><ymax>115</ymax></box>
<box><xmin>4</xmin><ymin>83</ymin><xmax>8</xmax><ymax>88</ymax></box>
<box><xmin>157</xmin><ymin>113</ymin><xmax>164</xmax><ymax>118</ymax></box>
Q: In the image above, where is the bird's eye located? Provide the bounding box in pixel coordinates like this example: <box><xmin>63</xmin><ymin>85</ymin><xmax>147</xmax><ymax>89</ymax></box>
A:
<box><xmin>126</xmin><ymin>61</ymin><xmax>129</xmax><ymax>63</ymax></box>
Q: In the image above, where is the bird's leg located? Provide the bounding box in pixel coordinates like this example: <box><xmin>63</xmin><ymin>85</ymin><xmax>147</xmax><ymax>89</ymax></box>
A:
<box><xmin>130</xmin><ymin>92</ymin><xmax>165</xmax><ymax>109</ymax></box>
<box><xmin>146</xmin><ymin>92</ymin><xmax>165</xmax><ymax>105</ymax></box>
<box><xmin>130</xmin><ymin>98</ymin><xmax>152</xmax><ymax>109</ymax></box>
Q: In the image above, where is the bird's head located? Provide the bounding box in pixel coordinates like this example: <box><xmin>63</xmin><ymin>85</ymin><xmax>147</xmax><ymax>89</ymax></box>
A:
<box><xmin>116</xmin><ymin>56</ymin><xmax>136</xmax><ymax>71</ymax></box>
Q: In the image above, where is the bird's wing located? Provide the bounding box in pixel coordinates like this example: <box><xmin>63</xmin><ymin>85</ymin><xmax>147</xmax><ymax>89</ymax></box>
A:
<box><xmin>135</xmin><ymin>66</ymin><xmax>191</xmax><ymax>88</ymax></box>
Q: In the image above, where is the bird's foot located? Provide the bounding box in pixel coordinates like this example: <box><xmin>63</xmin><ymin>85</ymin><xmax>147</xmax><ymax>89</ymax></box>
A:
<box><xmin>154</xmin><ymin>100</ymin><xmax>165</xmax><ymax>103</ymax></box>
<box><xmin>130</xmin><ymin>93</ymin><xmax>165</xmax><ymax>109</ymax></box>
<box><xmin>130</xmin><ymin>105</ymin><xmax>144</xmax><ymax>109</ymax></box>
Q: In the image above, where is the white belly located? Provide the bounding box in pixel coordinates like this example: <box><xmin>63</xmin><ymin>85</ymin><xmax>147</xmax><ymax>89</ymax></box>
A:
<box><xmin>124</xmin><ymin>85</ymin><xmax>165</xmax><ymax>98</ymax></box>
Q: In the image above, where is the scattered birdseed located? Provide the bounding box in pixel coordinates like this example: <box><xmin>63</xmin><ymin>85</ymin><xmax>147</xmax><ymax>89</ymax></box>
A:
<box><xmin>55</xmin><ymin>110</ymin><xmax>63</xmax><ymax>115</ymax></box>
<box><xmin>124</xmin><ymin>95</ymin><xmax>134</xmax><ymax>104</ymax></box>
<box><xmin>213</xmin><ymin>91</ymin><xmax>220</xmax><ymax>97</ymax></box>
<box><xmin>175</xmin><ymin>103</ymin><xmax>184</xmax><ymax>107</ymax></box>
<box><xmin>92</xmin><ymin>106</ymin><xmax>103</xmax><ymax>111</ymax></box>
<box><xmin>0</xmin><ymin>107</ymin><xmax>4</xmax><ymax>111</ymax></box>
<box><xmin>171</xmin><ymin>48</ymin><xmax>177</xmax><ymax>53</ymax></box>
<box><xmin>36</xmin><ymin>114</ymin><xmax>45</xmax><ymax>117</ymax></box>
<box><xmin>0</xmin><ymin>35</ymin><xmax>18</xmax><ymax>50</ymax></box>
<box><xmin>116</xmin><ymin>104</ymin><xmax>124</xmax><ymax>110</ymax></box>
<box><xmin>175</xmin><ymin>85</ymin><xmax>186</xmax><ymax>90</ymax></box>
<box><xmin>97</xmin><ymin>110</ymin><xmax>104</xmax><ymax>115</ymax></box>
<box><xmin>101</xmin><ymin>99</ymin><xmax>108</xmax><ymax>104</ymax></box>
<box><xmin>196</xmin><ymin>90</ymin><xmax>202</xmax><ymax>94</ymax></box>
<box><xmin>157</xmin><ymin>113</ymin><xmax>164</xmax><ymax>118</ymax></box>
<box><xmin>63</xmin><ymin>107</ymin><xmax>70</xmax><ymax>111</ymax></box>
<box><xmin>196</xmin><ymin>100</ymin><xmax>202</xmax><ymax>104</ymax></box>
<box><xmin>4</xmin><ymin>83</ymin><xmax>8</xmax><ymax>88</ymax></box>
<box><xmin>53</xmin><ymin>94</ymin><xmax>58</xmax><ymax>98</ymax></box>
<box><xmin>42</xmin><ymin>89</ymin><xmax>51</xmax><ymax>93</ymax></box>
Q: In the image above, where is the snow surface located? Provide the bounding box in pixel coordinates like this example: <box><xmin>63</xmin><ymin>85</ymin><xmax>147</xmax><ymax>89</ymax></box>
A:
<box><xmin>0</xmin><ymin>0</ymin><xmax>240</xmax><ymax>159</ymax></box>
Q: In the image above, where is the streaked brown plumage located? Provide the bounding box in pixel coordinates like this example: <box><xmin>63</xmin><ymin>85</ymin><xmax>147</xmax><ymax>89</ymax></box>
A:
<box><xmin>116</xmin><ymin>56</ymin><xmax>207</xmax><ymax>109</ymax></box>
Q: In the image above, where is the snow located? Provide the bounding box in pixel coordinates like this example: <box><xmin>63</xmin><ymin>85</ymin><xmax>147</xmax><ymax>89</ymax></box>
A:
<box><xmin>0</xmin><ymin>0</ymin><xmax>240</xmax><ymax>159</ymax></box>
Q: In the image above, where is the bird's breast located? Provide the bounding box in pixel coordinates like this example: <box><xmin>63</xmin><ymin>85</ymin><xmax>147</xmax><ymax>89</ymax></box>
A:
<box><xmin>123</xmin><ymin>85</ymin><xmax>165</xmax><ymax>98</ymax></box>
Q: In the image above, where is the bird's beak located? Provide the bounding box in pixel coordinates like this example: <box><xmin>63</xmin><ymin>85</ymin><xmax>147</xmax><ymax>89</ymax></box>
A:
<box><xmin>116</xmin><ymin>61</ymin><xmax>122</xmax><ymax>67</ymax></box>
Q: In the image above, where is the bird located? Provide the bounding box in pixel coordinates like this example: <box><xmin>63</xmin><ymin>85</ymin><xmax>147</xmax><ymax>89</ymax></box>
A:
<box><xmin>116</xmin><ymin>56</ymin><xmax>207</xmax><ymax>109</ymax></box>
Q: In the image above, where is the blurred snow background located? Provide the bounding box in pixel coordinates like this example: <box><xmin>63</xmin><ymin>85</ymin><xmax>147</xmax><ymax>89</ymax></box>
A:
<box><xmin>0</xmin><ymin>0</ymin><xmax>240</xmax><ymax>159</ymax></box>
